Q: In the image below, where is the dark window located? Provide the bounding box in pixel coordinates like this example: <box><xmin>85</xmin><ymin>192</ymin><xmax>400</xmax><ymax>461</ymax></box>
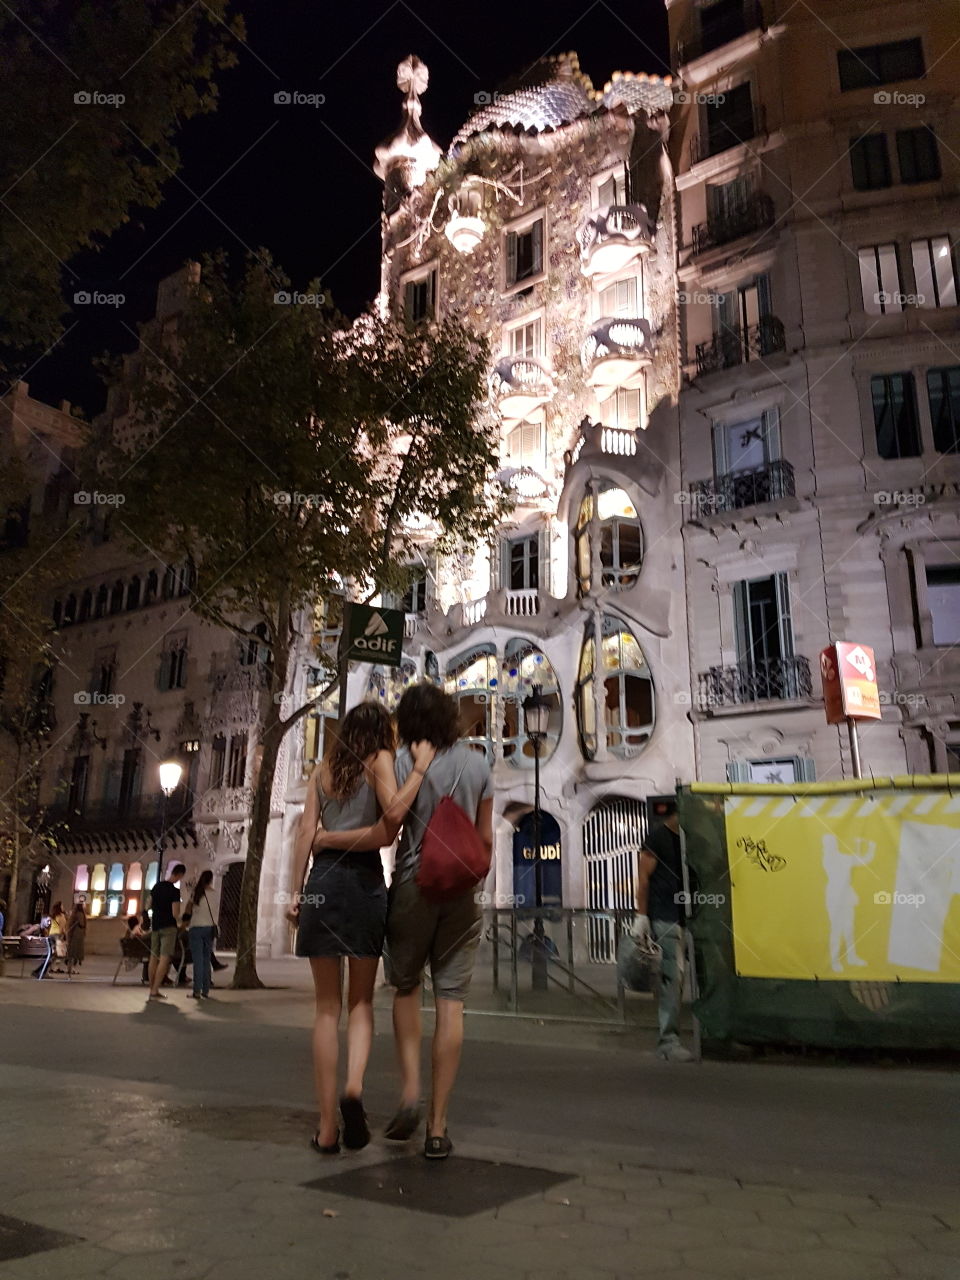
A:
<box><xmin>62</xmin><ymin>594</ymin><xmax>77</xmax><ymax>625</ymax></box>
<box><xmin>178</xmin><ymin>560</ymin><xmax>195</xmax><ymax>596</ymax></box>
<box><xmin>94</xmin><ymin>661</ymin><xmax>114</xmax><ymax>698</ymax></box>
<box><xmin>144</xmin><ymin>570</ymin><xmax>158</xmax><ymax>604</ymax></box>
<box><xmin>226</xmin><ymin>733</ymin><xmax>246</xmax><ymax>788</ymax></box>
<box><xmin>52</xmin><ymin>599</ymin><xmax>62</xmax><ymax>627</ymax></box>
<box><xmin>68</xmin><ymin>755</ymin><xmax>89</xmax><ymax>816</ymax></box>
<box><xmin>78</xmin><ymin>589</ymin><xmax>92</xmax><ymax>622</ymax></box>
<box><xmin>94</xmin><ymin>584</ymin><xmax>108</xmax><ymax>618</ymax></box>
<box><xmin>162</xmin><ymin>565</ymin><xmax>177</xmax><ymax>599</ymax></box>
<box><xmin>926</xmin><ymin>565</ymin><xmax>960</xmax><ymax>646</ymax></box>
<box><xmin>928</xmin><ymin>368</ymin><xmax>960</xmax><ymax>454</ymax></box>
<box><xmin>400</xmin><ymin>577</ymin><xmax>428</xmax><ymax>613</ymax></box>
<box><xmin>210</xmin><ymin>734</ymin><xmax>226</xmax><ymax>790</ymax></box>
<box><xmin>872</xmin><ymin>373</ymin><xmax>921</xmax><ymax>458</ymax></box>
<box><xmin>699</xmin><ymin>0</ymin><xmax>753</xmax><ymax>56</ymax></box>
<box><xmin>505</xmin><ymin>219</ymin><xmax>544</xmax><ymax>286</ymax></box>
<box><xmin>508</xmin><ymin>537</ymin><xmax>539</xmax><ymax>591</ymax></box>
<box><xmin>158</xmin><ymin>645</ymin><xmax>187</xmax><ymax>691</ymax></box>
<box><xmin>850</xmin><ymin>134</ymin><xmax>892</xmax><ymax>190</ymax></box>
<box><xmin>109</xmin><ymin>580</ymin><xmax>124</xmax><ymax>614</ymax></box>
<box><xmin>734</xmin><ymin>575</ymin><xmax>792</xmax><ymax>667</ymax></box>
<box><xmin>403</xmin><ymin>272</ymin><xmax>436</xmax><ymax>323</ymax></box>
<box><xmin>896</xmin><ymin>127</ymin><xmax>940</xmax><ymax>183</ymax></box>
<box><xmin>240</xmin><ymin>622</ymin><xmax>270</xmax><ymax>667</ymax></box>
<box><xmin>705</xmin><ymin>82</ymin><xmax>756</xmax><ymax>156</ymax></box>
<box><xmin>837</xmin><ymin>38</ymin><xmax>924</xmax><ymax>91</ymax></box>
<box><xmin>126</xmin><ymin>577</ymin><xmax>141</xmax><ymax>610</ymax></box>
<box><xmin>117</xmin><ymin>748</ymin><xmax>141</xmax><ymax>817</ymax></box>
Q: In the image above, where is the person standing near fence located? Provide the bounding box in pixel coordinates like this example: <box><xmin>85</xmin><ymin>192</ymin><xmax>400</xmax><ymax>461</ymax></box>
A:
<box><xmin>634</xmin><ymin>800</ymin><xmax>694</xmax><ymax>1063</ymax></box>
<box><xmin>185</xmin><ymin>870</ymin><xmax>217</xmax><ymax>1000</ymax></box>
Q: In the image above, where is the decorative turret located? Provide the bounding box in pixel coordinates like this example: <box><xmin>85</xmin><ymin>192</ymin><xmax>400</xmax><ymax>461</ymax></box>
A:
<box><xmin>374</xmin><ymin>55</ymin><xmax>442</xmax><ymax>214</ymax></box>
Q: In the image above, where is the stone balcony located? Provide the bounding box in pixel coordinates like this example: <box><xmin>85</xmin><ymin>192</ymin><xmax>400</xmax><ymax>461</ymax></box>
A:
<box><xmin>490</xmin><ymin>356</ymin><xmax>554</xmax><ymax>426</ymax></box>
<box><xmin>581</xmin><ymin>316</ymin><xmax>654</xmax><ymax>400</ymax></box>
<box><xmin>577</xmin><ymin>204</ymin><xmax>654</xmax><ymax>278</ymax></box>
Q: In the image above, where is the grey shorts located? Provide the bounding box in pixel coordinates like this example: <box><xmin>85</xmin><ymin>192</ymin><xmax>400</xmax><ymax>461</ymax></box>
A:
<box><xmin>384</xmin><ymin>876</ymin><xmax>482</xmax><ymax>1002</ymax></box>
<box><xmin>150</xmin><ymin>926</ymin><xmax>178</xmax><ymax>959</ymax></box>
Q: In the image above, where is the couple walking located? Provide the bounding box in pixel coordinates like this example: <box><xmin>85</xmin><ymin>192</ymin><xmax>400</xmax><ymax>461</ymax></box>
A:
<box><xmin>289</xmin><ymin>682</ymin><xmax>492</xmax><ymax>1160</ymax></box>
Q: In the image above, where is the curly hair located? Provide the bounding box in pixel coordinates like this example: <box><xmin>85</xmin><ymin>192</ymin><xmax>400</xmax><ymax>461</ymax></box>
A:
<box><xmin>327</xmin><ymin>701</ymin><xmax>395</xmax><ymax>801</ymax></box>
<box><xmin>396</xmin><ymin>682</ymin><xmax>460</xmax><ymax>749</ymax></box>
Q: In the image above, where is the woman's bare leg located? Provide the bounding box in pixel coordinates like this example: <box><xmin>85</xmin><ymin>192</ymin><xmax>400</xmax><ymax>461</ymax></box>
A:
<box><xmin>309</xmin><ymin>957</ymin><xmax>342</xmax><ymax>1145</ymax></box>
<box><xmin>344</xmin><ymin>957</ymin><xmax>379</xmax><ymax>1098</ymax></box>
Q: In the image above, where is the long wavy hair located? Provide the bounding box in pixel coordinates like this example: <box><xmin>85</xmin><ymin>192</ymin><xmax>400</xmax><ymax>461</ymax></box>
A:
<box><xmin>327</xmin><ymin>701</ymin><xmax>395</xmax><ymax>801</ymax></box>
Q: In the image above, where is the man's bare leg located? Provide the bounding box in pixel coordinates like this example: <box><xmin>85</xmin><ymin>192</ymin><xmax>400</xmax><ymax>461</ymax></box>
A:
<box><xmin>392</xmin><ymin>988</ymin><xmax>422</xmax><ymax>1108</ymax></box>
<box><xmin>149</xmin><ymin>954</ymin><xmax>172</xmax><ymax>996</ymax></box>
<box><xmin>427</xmin><ymin>997</ymin><xmax>464</xmax><ymax>1137</ymax></box>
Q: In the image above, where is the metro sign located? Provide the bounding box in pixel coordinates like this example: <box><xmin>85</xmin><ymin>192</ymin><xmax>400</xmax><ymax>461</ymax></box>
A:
<box><xmin>820</xmin><ymin>641</ymin><xmax>881</xmax><ymax>724</ymax></box>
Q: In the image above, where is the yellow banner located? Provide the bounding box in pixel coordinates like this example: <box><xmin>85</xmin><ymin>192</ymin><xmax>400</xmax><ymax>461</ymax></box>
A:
<box><xmin>725</xmin><ymin>791</ymin><xmax>960</xmax><ymax>982</ymax></box>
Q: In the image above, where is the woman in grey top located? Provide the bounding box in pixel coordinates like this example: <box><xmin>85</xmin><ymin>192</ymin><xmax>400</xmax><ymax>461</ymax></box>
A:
<box><xmin>288</xmin><ymin>702</ymin><xmax>434</xmax><ymax>1155</ymax></box>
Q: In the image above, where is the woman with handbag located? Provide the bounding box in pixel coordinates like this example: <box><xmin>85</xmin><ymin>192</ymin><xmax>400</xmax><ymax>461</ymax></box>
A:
<box><xmin>184</xmin><ymin>870</ymin><xmax>217</xmax><ymax>1000</ymax></box>
<box><xmin>288</xmin><ymin>702</ymin><xmax>435</xmax><ymax>1156</ymax></box>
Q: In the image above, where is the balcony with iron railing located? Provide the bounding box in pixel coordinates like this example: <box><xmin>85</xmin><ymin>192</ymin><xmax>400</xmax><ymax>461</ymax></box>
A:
<box><xmin>490</xmin><ymin>356</ymin><xmax>555</xmax><ymax>426</ymax></box>
<box><xmin>581</xmin><ymin>316</ymin><xmax>654</xmax><ymax>398</ymax></box>
<box><xmin>691</xmin><ymin>192</ymin><xmax>775</xmax><ymax>256</ymax></box>
<box><xmin>577</xmin><ymin>204</ymin><xmax>654</xmax><ymax>278</ymax></box>
<box><xmin>695</xmin><ymin>316</ymin><xmax>785</xmax><ymax>377</ymax></box>
<box><xmin>678</xmin><ymin>0</ymin><xmax>764</xmax><ymax>65</ymax></box>
<box><xmin>698</xmin><ymin>655</ymin><xmax>813</xmax><ymax>710</ymax></box>
<box><xmin>690</xmin><ymin>104</ymin><xmax>766</xmax><ymax>167</ymax></box>
<box><xmin>688</xmin><ymin>459</ymin><xmax>795</xmax><ymax>518</ymax></box>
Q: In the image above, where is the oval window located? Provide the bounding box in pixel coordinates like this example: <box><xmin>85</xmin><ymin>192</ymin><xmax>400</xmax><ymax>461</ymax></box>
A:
<box><xmin>501</xmin><ymin>640</ymin><xmax>561</xmax><ymax>767</ymax></box>
<box><xmin>576</xmin><ymin>614</ymin><xmax>654</xmax><ymax>759</ymax></box>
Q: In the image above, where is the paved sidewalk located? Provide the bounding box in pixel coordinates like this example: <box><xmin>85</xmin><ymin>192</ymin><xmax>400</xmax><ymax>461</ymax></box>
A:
<box><xmin>1</xmin><ymin>963</ymin><xmax>958</xmax><ymax>1280</ymax></box>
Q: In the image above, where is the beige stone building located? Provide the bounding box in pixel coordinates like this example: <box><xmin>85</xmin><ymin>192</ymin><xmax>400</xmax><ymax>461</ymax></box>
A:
<box><xmin>668</xmin><ymin>0</ymin><xmax>960</xmax><ymax>783</ymax></box>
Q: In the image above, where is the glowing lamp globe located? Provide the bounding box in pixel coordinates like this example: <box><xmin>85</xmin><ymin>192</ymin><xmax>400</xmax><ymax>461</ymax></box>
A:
<box><xmin>445</xmin><ymin>213</ymin><xmax>485</xmax><ymax>254</ymax></box>
<box><xmin>158</xmin><ymin>759</ymin><xmax>183</xmax><ymax>797</ymax></box>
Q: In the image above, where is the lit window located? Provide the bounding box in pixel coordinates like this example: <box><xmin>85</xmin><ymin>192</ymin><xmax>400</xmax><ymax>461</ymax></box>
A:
<box><xmin>108</xmin><ymin>863</ymin><xmax>125</xmax><ymax>892</ymax></box>
<box><xmin>596</xmin><ymin>169</ymin><xmax>627</xmax><ymax>207</ymax></box>
<box><xmin>145</xmin><ymin>862</ymin><xmax>159</xmax><ymax>891</ymax></box>
<box><xmin>444</xmin><ymin>645</ymin><xmax>497</xmax><ymax>761</ymax></box>
<box><xmin>575</xmin><ymin>482</ymin><xmax>644</xmax><ymax>593</ymax></box>
<box><xmin>504</xmin><ymin>421</ymin><xmax>545</xmax><ymax>469</ymax></box>
<box><xmin>126</xmin><ymin>897</ymin><xmax>139</xmax><ymax>917</ymax></box>
<box><xmin>91</xmin><ymin>863</ymin><xmax>107</xmax><ymax>892</ymax></box>
<box><xmin>926</xmin><ymin>565</ymin><xmax>960</xmax><ymax>646</ymax></box>
<box><xmin>576</xmin><ymin>615</ymin><xmax>655</xmax><ymax>759</ymax></box>
<box><xmin>126</xmin><ymin>864</ymin><xmax>143</xmax><ymax>891</ymax></box>
<box><xmin>508</xmin><ymin>319</ymin><xmax>542</xmax><ymax>359</ymax></box>
<box><xmin>74</xmin><ymin>865</ymin><xmax>90</xmax><ymax>893</ymax></box>
<box><xmin>604</xmin><ymin>388</ymin><xmax>642</xmax><ymax>432</ymax></box>
<box><xmin>500</xmin><ymin>640</ymin><xmax>560</xmax><ymax>768</ymax></box>
<box><xmin>402</xmin><ymin>268</ymin><xmax>437</xmax><ymax>323</ymax></box>
<box><xmin>858</xmin><ymin>244</ymin><xmax>902</xmax><ymax>315</ymax></box>
<box><xmin>912</xmin><ymin>238</ymin><xmax>958</xmax><ymax>310</ymax></box>
<box><xmin>597</xmin><ymin>277</ymin><xmax>639</xmax><ymax>318</ymax></box>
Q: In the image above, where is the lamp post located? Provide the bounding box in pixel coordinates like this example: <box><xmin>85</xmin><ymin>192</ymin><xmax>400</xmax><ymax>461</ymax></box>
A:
<box><xmin>156</xmin><ymin>759</ymin><xmax>184</xmax><ymax>882</ymax></box>
<box><xmin>522</xmin><ymin>684</ymin><xmax>550</xmax><ymax>993</ymax></box>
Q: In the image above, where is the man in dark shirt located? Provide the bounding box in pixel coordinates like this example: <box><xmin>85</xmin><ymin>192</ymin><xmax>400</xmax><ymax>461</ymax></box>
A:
<box><xmin>147</xmin><ymin>862</ymin><xmax>185</xmax><ymax>1000</ymax></box>
<box><xmin>634</xmin><ymin>802</ymin><xmax>694</xmax><ymax>1062</ymax></box>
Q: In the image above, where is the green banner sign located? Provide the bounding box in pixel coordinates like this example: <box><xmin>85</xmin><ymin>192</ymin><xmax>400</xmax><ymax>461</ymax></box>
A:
<box><xmin>342</xmin><ymin>603</ymin><xmax>405</xmax><ymax>668</ymax></box>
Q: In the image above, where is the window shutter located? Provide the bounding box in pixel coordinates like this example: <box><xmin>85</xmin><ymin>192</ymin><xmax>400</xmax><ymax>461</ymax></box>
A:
<box><xmin>762</xmin><ymin>408</ymin><xmax>781</xmax><ymax>461</ymax></box>
<box><xmin>403</xmin><ymin>281</ymin><xmax>416</xmax><ymax>319</ymax></box>
<box><xmin>732</xmin><ymin>581</ymin><xmax>750</xmax><ymax>665</ymax></box>
<box><xmin>102</xmin><ymin>760</ymin><xmax>121</xmax><ymax>808</ymax></box>
<box><xmin>797</xmin><ymin>757</ymin><xmax>817</xmax><ymax>782</ymax></box>
<box><xmin>538</xmin><ymin>524</ymin><xmax>551</xmax><ymax>594</ymax></box>
<box><xmin>489</xmin><ymin>539</ymin><xmax>502</xmax><ymax>592</ymax></box>
<box><xmin>506</xmin><ymin>232</ymin><xmax>518</xmax><ymax>285</ymax></box>
<box><xmin>712</xmin><ymin>423</ymin><xmax>729</xmax><ymax>476</ymax></box>
<box><xmin>531</xmin><ymin>220</ymin><xmax>543</xmax><ymax>275</ymax></box>
<box><xmin>726</xmin><ymin>760</ymin><xmax>753</xmax><ymax>783</ymax></box>
<box><xmin>774</xmin><ymin>572</ymin><xmax>795</xmax><ymax>657</ymax></box>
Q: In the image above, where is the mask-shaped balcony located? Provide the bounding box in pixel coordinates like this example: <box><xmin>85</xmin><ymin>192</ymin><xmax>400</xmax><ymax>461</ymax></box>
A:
<box><xmin>577</xmin><ymin>204</ymin><xmax>654</xmax><ymax>278</ymax></box>
<box><xmin>490</xmin><ymin>356</ymin><xmax>555</xmax><ymax>425</ymax></box>
<box><xmin>581</xmin><ymin>317</ymin><xmax>654</xmax><ymax>401</ymax></box>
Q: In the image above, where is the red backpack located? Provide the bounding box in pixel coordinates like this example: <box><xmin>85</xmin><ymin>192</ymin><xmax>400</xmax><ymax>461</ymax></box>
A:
<box><xmin>416</xmin><ymin>757</ymin><xmax>491</xmax><ymax>903</ymax></box>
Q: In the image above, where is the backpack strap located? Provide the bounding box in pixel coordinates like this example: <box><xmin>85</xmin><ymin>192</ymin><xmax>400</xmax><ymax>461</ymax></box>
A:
<box><xmin>446</xmin><ymin>752</ymin><xmax>471</xmax><ymax>799</ymax></box>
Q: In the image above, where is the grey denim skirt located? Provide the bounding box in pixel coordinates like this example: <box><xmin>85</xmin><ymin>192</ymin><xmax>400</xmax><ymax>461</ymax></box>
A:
<box><xmin>295</xmin><ymin>854</ymin><xmax>387</xmax><ymax>959</ymax></box>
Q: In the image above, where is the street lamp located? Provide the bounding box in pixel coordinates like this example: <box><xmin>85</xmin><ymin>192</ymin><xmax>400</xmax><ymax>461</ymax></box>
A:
<box><xmin>522</xmin><ymin>684</ymin><xmax>550</xmax><ymax>992</ymax></box>
<box><xmin>156</xmin><ymin>758</ymin><xmax>183</xmax><ymax>881</ymax></box>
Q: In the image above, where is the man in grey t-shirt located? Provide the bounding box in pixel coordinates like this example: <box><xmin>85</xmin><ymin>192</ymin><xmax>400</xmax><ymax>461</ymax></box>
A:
<box><xmin>386</xmin><ymin>686</ymin><xmax>493</xmax><ymax>1160</ymax></box>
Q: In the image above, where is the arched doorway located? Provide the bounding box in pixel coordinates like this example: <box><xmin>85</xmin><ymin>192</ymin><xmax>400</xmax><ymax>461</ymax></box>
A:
<box><xmin>511</xmin><ymin>810</ymin><xmax>562</xmax><ymax>907</ymax></box>
<box><xmin>217</xmin><ymin>862</ymin><xmax>244</xmax><ymax>950</ymax></box>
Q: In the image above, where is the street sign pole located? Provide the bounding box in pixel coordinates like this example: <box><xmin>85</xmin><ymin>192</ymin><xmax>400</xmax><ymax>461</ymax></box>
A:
<box><xmin>848</xmin><ymin>718</ymin><xmax>862</xmax><ymax>779</ymax></box>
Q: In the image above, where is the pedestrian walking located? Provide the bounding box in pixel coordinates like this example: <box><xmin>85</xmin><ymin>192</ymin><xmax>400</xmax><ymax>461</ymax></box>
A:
<box><xmin>26</xmin><ymin>915</ymin><xmax>54</xmax><ymax>979</ymax></box>
<box><xmin>146</xmin><ymin>862</ymin><xmax>185</xmax><ymax>1000</ymax></box>
<box><xmin>288</xmin><ymin>701</ymin><xmax>435</xmax><ymax>1156</ymax></box>
<box><xmin>66</xmin><ymin>901</ymin><xmax>86</xmax><ymax>976</ymax></box>
<box><xmin>633</xmin><ymin>799</ymin><xmax>694</xmax><ymax>1062</ymax></box>
<box><xmin>184</xmin><ymin>870</ymin><xmax>217</xmax><ymax>1000</ymax></box>
<box><xmin>49</xmin><ymin>901</ymin><xmax>68</xmax><ymax>972</ymax></box>
<box><xmin>321</xmin><ymin>683</ymin><xmax>493</xmax><ymax>1161</ymax></box>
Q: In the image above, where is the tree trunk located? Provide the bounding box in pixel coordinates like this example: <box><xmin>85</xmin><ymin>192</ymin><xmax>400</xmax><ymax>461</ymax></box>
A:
<box><xmin>231</xmin><ymin>717</ymin><xmax>282</xmax><ymax>989</ymax></box>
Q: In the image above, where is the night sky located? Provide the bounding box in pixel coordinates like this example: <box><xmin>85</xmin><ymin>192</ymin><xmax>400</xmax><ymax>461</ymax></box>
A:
<box><xmin>27</xmin><ymin>0</ymin><xmax>669</xmax><ymax>417</ymax></box>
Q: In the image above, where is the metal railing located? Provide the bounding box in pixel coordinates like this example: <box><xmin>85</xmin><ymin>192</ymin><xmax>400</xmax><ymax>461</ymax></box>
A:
<box><xmin>695</xmin><ymin>316</ymin><xmax>785</xmax><ymax>376</ymax></box>
<box><xmin>689</xmin><ymin>459</ymin><xmax>795</xmax><ymax>517</ymax></box>
<box><xmin>678</xmin><ymin>0</ymin><xmax>763</xmax><ymax>64</ymax></box>
<box><xmin>690</xmin><ymin>103</ymin><xmax>766</xmax><ymax>166</ymax></box>
<box><xmin>691</xmin><ymin>191</ymin><xmax>775</xmax><ymax>255</ymax></box>
<box><xmin>699</xmin><ymin>655</ymin><xmax>813</xmax><ymax>708</ymax></box>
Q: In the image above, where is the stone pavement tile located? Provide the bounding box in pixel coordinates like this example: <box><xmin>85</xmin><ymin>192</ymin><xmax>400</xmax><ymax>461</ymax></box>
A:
<box><xmin>756</xmin><ymin>1206</ymin><xmax>850</xmax><ymax>1233</ymax></box>
<box><xmin>819</xmin><ymin>1227</ymin><xmax>931</xmax><ymax>1255</ymax></box>
<box><xmin>626</xmin><ymin>1222</ymin><xmax>722</xmax><ymax>1251</ymax></box>
<box><xmin>0</xmin><ymin>1244</ymin><xmax>118</xmax><ymax>1280</ymax></box>
<box><xmin>719</xmin><ymin>1223</ymin><xmax>822</xmax><ymax>1252</ymax></box>
<box><xmin>527</xmin><ymin>1270</ymin><xmax>616</xmax><ymax>1280</ymax></box>
<box><xmin>753</xmin><ymin>1250</ymin><xmax>897</xmax><ymax>1280</ymax></box>
<box><xmin>703</xmin><ymin>1187</ymin><xmax>793</xmax><ymax>1213</ymax></box>
<box><xmin>544</xmin><ymin>1181</ymin><xmax>622</xmax><ymax>1206</ymax></box>
<box><xmin>789</xmin><ymin>1190</ymin><xmax>881</xmax><ymax>1214</ymax></box>
<box><xmin>656</xmin><ymin>1172</ymin><xmax>741</xmax><ymax>1194</ymax></box>
<box><xmin>445</xmin><ymin>1240</ymin><xmax>567</xmax><ymax>1273</ymax></box>
<box><xmin>682</xmin><ymin>1245</ymin><xmax>796</xmax><ymax>1274</ymax></box>
<box><xmin>621</xmin><ymin>1188</ymin><xmax>708</xmax><ymax>1211</ymax></box>
<box><xmin>545</xmin><ymin>1242</ymin><xmax>682</xmax><ymax>1274</ymax></box>
<box><xmin>888</xmin><ymin>1251</ymin><xmax>960</xmax><ymax>1279</ymax></box>
<box><xmin>848</xmin><ymin>1210</ymin><xmax>953</xmax><ymax>1236</ymax></box>
<box><xmin>584</xmin><ymin>1202</ymin><xmax>666</xmax><ymax>1231</ymax></box>
<box><xmin>532</xmin><ymin>1222</ymin><xmax>629</xmax><ymax>1250</ymax></box>
<box><xmin>582</xmin><ymin>1171</ymin><xmax>661</xmax><ymax>1193</ymax></box>
<box><xmin>496</xmin><ymin>1199</ymin><xmax>587</xmax><ymax>1226</ymax></box>
<box><xmin>921</xmin><ymin>1233</ymin><xmax>960</xmax><ymax>1256</ymax></box>
<box><xmin>876</xmin><ymin>1197</ymin><xmax>960</xmax><ymax>1221</ymax></box>
<box><xmin>669</xmin><ymin>1206</ymin><xmax>761</xmax><ymax>1231</ymax></box>
<box><xmin>104</xmin><ymin>1252</ymin><xmax>215</xmax><ymax>1280</ymax></box>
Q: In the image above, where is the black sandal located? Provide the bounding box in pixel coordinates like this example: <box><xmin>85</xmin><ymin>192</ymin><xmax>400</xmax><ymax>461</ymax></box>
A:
<box><xmin>310</xmin><ymin>1130</ymin><xmax>341</xmax><ymax>1155</ymax></box>
<box><xmin>339</xmin><ymin>1096</ymin><xmax>370</xmax><ymax>1150</ymax></box>
<box><xmin>423</xmin><ymin>1132</ymin><xmax>453</xmax><ymax>1160</ymax></box>
<box><xmin>384</xmin><ymin>1105</ymin><xmax>422</xmax><ymax>1141</ymax></box>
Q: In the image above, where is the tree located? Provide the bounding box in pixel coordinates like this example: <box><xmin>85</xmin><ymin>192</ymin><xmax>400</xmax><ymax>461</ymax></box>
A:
<box><xmin>0</xmin><ymin>0</ymin><xmax>242</xmax><ymax>360</ymax></box>
<box><xmin>98</xmin><ymin>253</ymin><xmax>503</xmax><ymax>986</ymax></box>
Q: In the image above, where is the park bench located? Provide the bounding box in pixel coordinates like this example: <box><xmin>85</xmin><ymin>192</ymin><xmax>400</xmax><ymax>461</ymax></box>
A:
<box><xmin>112</xmin><ymin>935</ymin><xmax>152</xmax><ymax>985</ymax></box>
